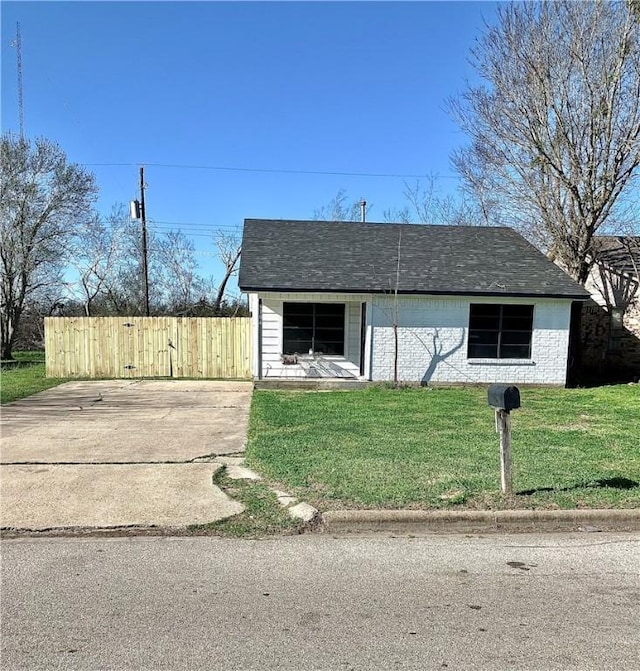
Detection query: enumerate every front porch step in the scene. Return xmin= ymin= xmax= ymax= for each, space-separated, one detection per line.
xmin=254 ymin=379 xmax=371 ymax=391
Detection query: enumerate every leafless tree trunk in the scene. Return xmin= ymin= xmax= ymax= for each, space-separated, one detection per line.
xmin=393 ymin=230 xmax=402 ymax=386
xmin=450 ymin=0 xmax=640 ymax=285
xmin=213 ymin=231 xmax=242 ymax=315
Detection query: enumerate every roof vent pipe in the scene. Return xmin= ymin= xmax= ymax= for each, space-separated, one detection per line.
xmin=360 ymin=200 xmax=366 ymax=223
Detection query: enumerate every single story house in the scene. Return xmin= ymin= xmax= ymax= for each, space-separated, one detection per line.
xmin=238 ymin=219 xmax=589 ymax=385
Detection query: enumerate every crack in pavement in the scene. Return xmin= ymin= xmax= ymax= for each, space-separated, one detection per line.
xmin=0 ymin=450 xmax=247 ymax=466
xmin=1 ymin=460 xmax=225 ymax=466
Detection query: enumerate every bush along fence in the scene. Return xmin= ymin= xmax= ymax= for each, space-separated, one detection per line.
xmin=44 ymin=316 xmax=252 ymax=380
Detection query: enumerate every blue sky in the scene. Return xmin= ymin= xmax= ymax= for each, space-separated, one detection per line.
xmin=1 ymin=1 xmax=498 ymax=293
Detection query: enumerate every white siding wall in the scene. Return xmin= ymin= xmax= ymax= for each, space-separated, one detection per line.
xmin=370 ymin=295 xmax=572 ymax=385
xmin=258 ymin=293 xmax=365 ymax=379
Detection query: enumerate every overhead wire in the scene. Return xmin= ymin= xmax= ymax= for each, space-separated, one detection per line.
xmin=146 ymin=222 xmax=234 ymax=238
xmin=150 ymin=219 xmax=240 ymax=230
xmin=82 ymin=160 xmax=461 ymax=180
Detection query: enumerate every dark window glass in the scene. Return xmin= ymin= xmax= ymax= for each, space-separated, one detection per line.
xmin=283 ymin=303 xmax=345 ymax=355
xmin=467 ymin=304 xmax=534 ymax=359
xmin=283 ymin=314 xmax=313 ymax=329
xmin=468 ymin=344 xmax=500 ymax=359
xmin=500 ymin=344 xmax=531 ymax=359
xmin=500 ymin=331 xmax=532 ymax=346
xmin=468 ymin=331 xmax=499 ymax=346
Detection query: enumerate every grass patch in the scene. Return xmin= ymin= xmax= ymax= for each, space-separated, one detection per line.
xmin=188 ymin=470 xmax=303 ymax=537
xmin=246 ymin=385 xmax=640 ymax=511
xmin=1 ymin=350 xmax=45 ymax=364
xmin=1 ymin=351 xmax=66 ymax=405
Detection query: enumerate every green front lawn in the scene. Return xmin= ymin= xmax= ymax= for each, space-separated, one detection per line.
xmin=246 ymin=385 xmax=640 ymax=511
xmin=0 ymin=351 xmax=66 ymax=404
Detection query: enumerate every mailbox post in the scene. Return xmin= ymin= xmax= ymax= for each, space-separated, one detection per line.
xmin=487 ymin=384 xmax=521 ymax=495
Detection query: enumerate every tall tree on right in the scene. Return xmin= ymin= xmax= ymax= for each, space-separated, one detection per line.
xmin=450 ymin=0 xmax=640 ymax=284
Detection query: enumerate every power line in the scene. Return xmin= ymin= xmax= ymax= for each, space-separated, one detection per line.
xmin=149 ymin=228 xmax=218 ymax=239
xmin=147 ymin=223 xmax=228 ymax=238
xmin=146 ymin=246 xmax=218 ymax=257
xmin=151 ymin=219 xmax=240 ymax=229
xmin=82 ymin=160 xmax=461 ymax=180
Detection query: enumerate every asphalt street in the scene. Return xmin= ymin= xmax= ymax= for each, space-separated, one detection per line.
xmin=1 ymin=533 xmax=638 ymax=670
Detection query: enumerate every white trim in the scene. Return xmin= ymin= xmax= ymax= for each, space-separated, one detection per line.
xmin=364 ymin=298 xmax=373 ymax=381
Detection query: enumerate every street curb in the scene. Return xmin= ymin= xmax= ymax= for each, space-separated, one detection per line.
xmin=320 ymin=508 xmax=640 ymax=534
xmin=3 ymin=509 xmax=638 ymax=539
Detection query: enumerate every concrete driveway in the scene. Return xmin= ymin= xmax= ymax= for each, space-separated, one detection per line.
xmin=0 ymin=380 xmax=252 ymax=530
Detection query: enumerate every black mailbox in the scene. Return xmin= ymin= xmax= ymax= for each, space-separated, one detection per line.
xmin=488 ymin=384 xmax=521 ymax=411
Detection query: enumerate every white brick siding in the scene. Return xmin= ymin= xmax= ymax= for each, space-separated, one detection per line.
xmin=370 ymin=295 xmax=572 ymax=385
xmin=247 ymin=292 xmax=573 ymax=384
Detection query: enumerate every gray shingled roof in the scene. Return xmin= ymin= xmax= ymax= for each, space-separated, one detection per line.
xmin=239 ymin=219 xmax=589 ymax=299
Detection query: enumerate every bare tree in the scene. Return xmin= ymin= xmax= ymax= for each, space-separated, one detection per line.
xmin=86 ymin=208 xmax=148 ymax=315
xmin=213 ymin=230 xmax=242 ymax=315
xmin=450 ymin=0 xmax=640 ymax=284
xmin=312 ymin=188 xmax=370 ymax=222
xmin=0 ymin=135 xmax=97 ymax=359
xmin=155 ymin=229 xmax=210 ymax=313
xmin=382 ymin=177 xmax=497 ymax=227
xmin=71 ymin=206 xmax=125 ymax=316
xmin=403 ymin=179 xmax=441 ymax=224
xmin=65 ymin=203 xmax=210 ymax=317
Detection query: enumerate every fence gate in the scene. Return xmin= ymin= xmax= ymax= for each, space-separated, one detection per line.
xmin=44 ymin=317 xmax=252 ymax=379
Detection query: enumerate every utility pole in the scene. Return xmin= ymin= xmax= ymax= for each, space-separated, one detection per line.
xmin=139 ymin=167 xmax=150 ymax=316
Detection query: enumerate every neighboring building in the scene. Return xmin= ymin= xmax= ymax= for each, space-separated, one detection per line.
xmin=581 ymin=236 xmax=640 ymax=378
xmin=238 ymin=219 xmax=589 ymax=385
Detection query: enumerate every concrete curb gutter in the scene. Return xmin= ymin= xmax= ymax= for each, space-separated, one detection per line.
xmin=3 ymin=508 xmax=637 ymax=539
xmin=321 ymin=508 xmax=640 ymax=534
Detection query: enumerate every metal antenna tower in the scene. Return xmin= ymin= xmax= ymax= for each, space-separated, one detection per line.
xmin=11 ymin=23 xmax=25 ymax=138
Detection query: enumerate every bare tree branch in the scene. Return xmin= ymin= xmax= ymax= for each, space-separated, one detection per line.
xmin=450 ymin=0 xmax=640 ymax=284
xmin=312 ymin=189 xmax=370 ymax=222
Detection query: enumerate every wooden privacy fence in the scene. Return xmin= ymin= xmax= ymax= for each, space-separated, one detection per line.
xmin=45 ymin=317 xmax=252 ymax=379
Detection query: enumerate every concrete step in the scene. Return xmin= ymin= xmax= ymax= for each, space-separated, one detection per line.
xmin=254 ymin=379 xmax=370 ymax=391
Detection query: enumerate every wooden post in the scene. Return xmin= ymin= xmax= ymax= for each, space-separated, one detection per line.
xmin=496 ymin=409 xmax=512 ymax=495
xmin=139 ymin=166 xmax=150 ymax=317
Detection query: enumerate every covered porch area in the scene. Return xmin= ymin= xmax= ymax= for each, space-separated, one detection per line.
xmin=249 ymin=292 xmax=371 ymax=381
